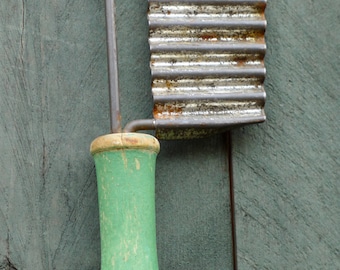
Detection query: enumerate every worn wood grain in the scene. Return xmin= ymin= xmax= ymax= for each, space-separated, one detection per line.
xmin=0 ymin=0 xmax=233 ymax=269
xmin=232 ymin=0 xmax=340 ymax=269
xmin=156 ymin=137 xmax=233 ymax=269
xmin=0 ymin=1 xmax=107 ymax=269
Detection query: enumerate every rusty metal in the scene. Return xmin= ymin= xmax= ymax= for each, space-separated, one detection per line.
xmin=146 ymin=0 xmax=267 ymax=139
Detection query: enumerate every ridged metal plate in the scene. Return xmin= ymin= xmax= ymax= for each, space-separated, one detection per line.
xmin=148 ymin=0 xmax=267 ymax=139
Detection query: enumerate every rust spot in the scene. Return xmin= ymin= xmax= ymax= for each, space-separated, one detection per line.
xmin=153 ymin=103 xmax=183 ymax=118
xmin=255 ymin=3 xmax=267 ymax=9
xmin=254 ymin=4 xmax=266 ymax=19
xmin=200 ymin=33 xmax=220 ymax=40
xmin=196 ymin=29 xmax=264 ymax=42
xmin=232 ymin=55 xmax=248 ymax=67
xmin=165 ymin=80 xmax=173 ymax=89
xmin=236 ymin=60 xmax=246 ymax=67
xmin=229 ymin=30 xmax=264 ymax=40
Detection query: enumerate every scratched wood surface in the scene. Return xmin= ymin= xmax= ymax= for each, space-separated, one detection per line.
xmin=0 ymin=1 xmax=106 ymax=269
xmin=232 ymin=0 xmax=340 ymax=269
xmin=0 ymin=1 xmax=232 ymax=269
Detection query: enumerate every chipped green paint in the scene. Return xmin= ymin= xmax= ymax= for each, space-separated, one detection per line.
xmin=90 ymin=133 xmax=160 ymax=270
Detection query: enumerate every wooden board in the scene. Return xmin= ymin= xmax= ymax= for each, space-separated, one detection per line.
xmin=0 ymin=1 xmax=107 ymax=268
xmin=232 ymin=0 xmax=340 ymax=269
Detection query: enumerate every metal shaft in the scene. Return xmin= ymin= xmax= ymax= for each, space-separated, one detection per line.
xmin=105 ymin=0 xmax=121 ymax=133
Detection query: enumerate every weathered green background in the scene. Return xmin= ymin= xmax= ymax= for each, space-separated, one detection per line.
xmin=0 ymin=0 xmax=338 ymax=269
xmin=233 ymin=1 xmax=340 ymax=269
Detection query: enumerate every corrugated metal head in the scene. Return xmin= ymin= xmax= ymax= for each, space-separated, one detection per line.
xmin=148 ymin=0 xmax=267 ymax=139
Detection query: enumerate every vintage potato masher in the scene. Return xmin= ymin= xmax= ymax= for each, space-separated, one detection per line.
xmin=90 ymin=0 xmax=267 ymax=269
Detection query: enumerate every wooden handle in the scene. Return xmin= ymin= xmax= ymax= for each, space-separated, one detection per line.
xmin=91 ymin=133 xmax=160 ymax=270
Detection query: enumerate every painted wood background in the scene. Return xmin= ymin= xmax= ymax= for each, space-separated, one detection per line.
xmin=232 ymin=1 xmax=340 ymax=269
xmin=0 ymin=0 xmax=338 ymax=269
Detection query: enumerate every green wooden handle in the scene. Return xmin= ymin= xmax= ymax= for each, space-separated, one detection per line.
xmin=90 ymin=133 xmax=160 ymax=270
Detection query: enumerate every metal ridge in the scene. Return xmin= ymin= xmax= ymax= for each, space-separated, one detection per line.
xmin=151 ymin=67 xmax=266 ymax=78
xmin=153 ymin=92 xmax=266 ymax=102
xmin=150 ymin=43 xmax=266 ymax=53
xmin=149 ymin=20 xmax=266 ymax=29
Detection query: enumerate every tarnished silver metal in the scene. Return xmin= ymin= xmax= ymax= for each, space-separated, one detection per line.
xmin=147 ymin=0 xmax=267 ymax=139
